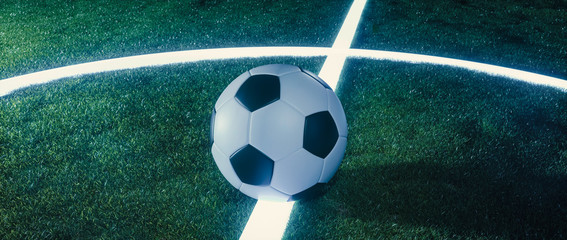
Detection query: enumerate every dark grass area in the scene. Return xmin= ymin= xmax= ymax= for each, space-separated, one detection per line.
xmin=0 ymin=57 xmax=325 ymax=239
xmin=285 ymin=59 xmax=567 ymax=239
xmin=0 ymin=0 xmax=351 ymax=79
xmin=354 ymin=0 xmax=567 ymax=78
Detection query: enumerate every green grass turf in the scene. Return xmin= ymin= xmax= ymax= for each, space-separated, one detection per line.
xmin=0 ymin=57 xmax=325 ymax=239
xmin=0 ymin=0 xmax=351 ymax=79
xmin=2 ymin=0 xmax=567 ymax=239
xmin=285 ymin=59 xmax=567 ymax=239
xmin=354 ymin=0 xmax=567 ymax=78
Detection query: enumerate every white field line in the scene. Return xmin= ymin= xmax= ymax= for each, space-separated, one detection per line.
xmin=2 ymin=47 xmax=566 ymax=98
xmin=239 ymin=1 xmax=368 ymax=239
xmin=318 ymin=0 xmax=368 ymax=90
xmin=0 ymin=47 xmax=328 ymax=97
xmin=239 ymin=200 xmax=295 ymax=240
xmin=347 ymin=48 xmax=567 ymax=91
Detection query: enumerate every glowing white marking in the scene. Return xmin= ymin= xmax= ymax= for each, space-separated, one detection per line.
xmin=0 ymin=47 xmax=328 ymax=97
xmin=318 ymin=0 xmax=368 ymax=90
xmin=2 ymin=47 xmax=566 ymax=98
xmin=240 ymin=2 xmax=368 ymax=239
xmin=239 ymin=200 xmax=295 ymax=240
xmin=347 ymin=49 xmax=567 ymax=91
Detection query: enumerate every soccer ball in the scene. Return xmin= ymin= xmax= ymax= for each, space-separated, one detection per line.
xmin=210 ymin=64 xmax=347 ymax=202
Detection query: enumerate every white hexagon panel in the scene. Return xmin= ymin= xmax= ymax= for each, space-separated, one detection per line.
xmin=280 ymin=71 xmax=328 ymax=116
xmin=250 ymin=101 xmax=304 ymax=161
xmin=212 ymin=98 xmax=250 ymax=156
xmin=271 ymin=149 xmax=324 ymax=195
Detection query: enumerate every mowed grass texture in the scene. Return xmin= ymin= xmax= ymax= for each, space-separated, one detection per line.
xmin=0 ymin=0 xmax=351 ymax=79
xmin=2 ymin=0 xmax=567 ymax=239
xmin=285 ymin=60 xmax=567 ymax=239
xmin=354 ymin=0 xmax=567 ymax=78
xmin=0 ymin=58 xmax=324 ymax=239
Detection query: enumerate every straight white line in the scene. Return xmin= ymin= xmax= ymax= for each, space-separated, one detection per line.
xmin=318 ymin=0 xmax=368 ymax=90
xmin=239 ymin=1 xmax=368 ymax=239
xmin=239 ymin=200 xmax=295 ymax=240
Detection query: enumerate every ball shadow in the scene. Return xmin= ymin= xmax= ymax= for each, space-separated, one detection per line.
xmin=329 ymin=160 xmax=567 ymax=238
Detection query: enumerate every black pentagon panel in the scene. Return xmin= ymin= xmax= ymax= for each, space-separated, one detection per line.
xmin=210 ymin=108 xmax=216 ymax=147
xmin=290 ymin=183 xmax=326 ymax=201
xmin=303 ymin=111 xmax=339 ymax=158
xmin=230 ymin=145 xmax=274 ymax=186
xmin=235 ymin=74 xmax=280 ymax=112
xmin=301 ymin=68 xmax=331 ymax=90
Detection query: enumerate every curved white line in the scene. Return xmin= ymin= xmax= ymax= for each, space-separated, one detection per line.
xmin=347 ymin=49 xmax=567 ymax=92
xmin=1 ymin=47 xmax=566 ymax=97
xmin=0 ymin=47 xmax=328 ymax=97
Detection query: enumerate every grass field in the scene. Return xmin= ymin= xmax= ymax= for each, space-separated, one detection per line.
xmin=0 ymin=58 xmax=325 ymax=239
xmin=0 ymin=0 xmax=351 ymax=79
xmin=1 ymin=0 xmax=566 ymax=239
xmin=355 ymin=0 xmax=567 ymax=78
